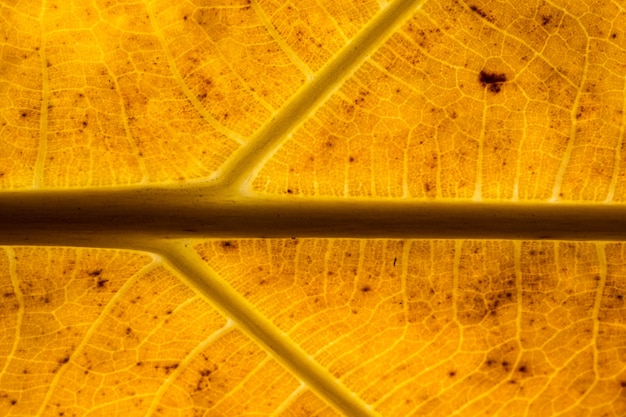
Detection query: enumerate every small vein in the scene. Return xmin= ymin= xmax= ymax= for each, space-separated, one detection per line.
xmin=588 ymin=243 xmax=607 ymax=394
xmin=0 ymin=248 xmax=24 ymax=377
xmin=99 ymin=61 xmax=150 ymax=183
xmin=605 ymin=75 xmax=626 ymax=202
xmin=212 ymin=355 xmax=273 ymax=410
xmin=323 ymin=239 xmax=333 ymax=306
xmin=145 ymin=320 xmax=236 ymax=417
xmin=144 ymin=4 xmax=245 ymax=144
xmin=473 ymin=91 xmax=488 ymax=201
xmin=514 ymin=241 xmax=523 ymax=348
xmin=35 ymin=254 xmax=160 ymax=417
xmin=452 ymin=240 xmax=461 ymax=324
xmin=251 ymin=0 xmax=314 ymax=80
xmin=33 ymin=4 xmax=50 ymax=189
xmin=550 ymin=20 xmax=591 ymax=201
xmin=269 ymin=383 xmax=307 ymax=417
xmin=313 ymin=0 xmax=350 ymax=44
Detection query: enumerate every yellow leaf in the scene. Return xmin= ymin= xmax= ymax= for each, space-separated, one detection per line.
xmin=1 ymin=0 xmax=626 ymax=416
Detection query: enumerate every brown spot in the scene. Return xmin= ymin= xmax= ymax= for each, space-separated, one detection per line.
xmin=479 ymin=70 xmax=507 ymax=93
xmin=541 ymin=15 xmax=551 ymax=26
xmin=59 ymin=356 xmax=70 ymax=365
xmin=469 ymin=5 xmax=490 ymax=20
xmin=163 ymin=363 xmax=179 ymax=374
xmin=361 ymin=285 xmax=371 ymax=293
xmin=449 ymin=371 xmax=456 ymax=377
xmin=286 ymin=189 xmax=293 ymax=194
xmin=88 ymin=269 xmax=102 ymax=277
xmin=621 ymin=381 xmax=626 ymax=387
xmin=221 ymin=241 xmax=237 ymax=250
xmin=97 ymin=278 xmax=109 ymax=288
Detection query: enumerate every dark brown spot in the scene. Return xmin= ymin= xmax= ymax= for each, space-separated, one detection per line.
xmin=361 ymin=285 xmax=371 ymax=293
xmin=88 ymin=269 xmax=102 ymax=277
xmin=542 ymin=15 xmax=551 ymax=26
xmin=621 ymin=381 xmax=626 ymax=387
xmin=221 ymin=241 xmax=237 ymax=250
xmin=449 ymin=371 xmax=456 ymax=377
xmin=469 ymin=5 xmax=489 ymax=20
xmin=163 ymin=363 xmax=179 ymax=374
xmin=479 ymin=70 xmax=507 ymax=93
xmin=97 ymin=279 xmax=108 ymax=288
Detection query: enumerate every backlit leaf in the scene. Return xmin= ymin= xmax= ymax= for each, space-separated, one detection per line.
xmin=1 ymin=0 xmax=626 ymax=416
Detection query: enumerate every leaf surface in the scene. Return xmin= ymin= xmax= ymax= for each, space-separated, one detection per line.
xmin=1 ymin=0 xmax=626 ymax=416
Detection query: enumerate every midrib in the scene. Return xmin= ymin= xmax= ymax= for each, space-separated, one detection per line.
xmin=0 ymin=188 xmax=625 ymax=246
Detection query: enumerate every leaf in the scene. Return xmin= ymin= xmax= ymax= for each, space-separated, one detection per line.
xmin=1 ymin=0 xmax=626 ymax=416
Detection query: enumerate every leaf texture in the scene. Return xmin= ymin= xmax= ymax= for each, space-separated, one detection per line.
xmin=1 ymin=0 xmax=626 ymax=416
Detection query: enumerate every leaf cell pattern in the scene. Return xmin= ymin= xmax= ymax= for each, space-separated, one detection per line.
xmin=1 ymin=0 xmax=626 ymax=416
